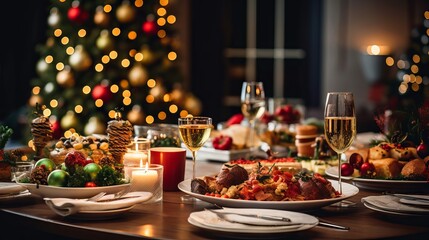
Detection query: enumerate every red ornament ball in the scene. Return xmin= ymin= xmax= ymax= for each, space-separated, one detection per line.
xmin=92 ymin=84 xmax=112 ymax=102
xmin=142 ymin=21 xmax=157 ymax=35
xmin=51 ymin=119 xmax=63 ymax=140
xmin=68 ymin=6 xmax=89 ymax=24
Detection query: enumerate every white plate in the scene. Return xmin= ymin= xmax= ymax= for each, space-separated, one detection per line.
xmin=362 ymin=195 xmax=429 ymax=216
xmin=178 ymin=179 xmax=358 ymax=211
xmin=362 ymin=201 xmax=428 ymax=217
xmin=188 ymin=208 xmax=318 ymax=233
xmin=0 ymin=182 xmax=27 ymax=195
xmin=325 ymin=166 xmax=429 ymax=192
xmin=66 ymin=206 xmax=135 ymax=220
xmin=20 ymin=183 xmax=131 ymax=198
xmin=0 ymin=190 xmax=32 ymax=203
xmin=182 ymin=144 xmax=256 ymax=162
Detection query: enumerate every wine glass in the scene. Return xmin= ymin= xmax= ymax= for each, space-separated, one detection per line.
xmin=178 ymin=116 xmax=212 ymax=202
xmin=240 ymin=81 xmax=266 ymax=151
xmin=324 ymin=92 xmax=356 ymax=195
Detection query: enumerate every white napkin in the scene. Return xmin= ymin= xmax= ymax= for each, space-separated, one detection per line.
xmin=44 ymin=191 xmax=152 ymax=216
xmin=0 ymin=182 xmax=27 ymax=195
xmin=362 ymin=195 xmax=429 ymax=214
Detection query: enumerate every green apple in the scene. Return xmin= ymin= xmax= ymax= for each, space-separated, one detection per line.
xmin=83 ymin=163 xmax=102 ymax=181
xmin=47 ymin=169 xmax=69 ymax=187
xmin=34 ymin=158 xmax=56 ymax=172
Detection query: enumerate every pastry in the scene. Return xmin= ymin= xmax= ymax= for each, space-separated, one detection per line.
xmin=369 ymin=158 xmax=402 ymax=179
xmin=401 ymin=158 xmax=429 ymax=180
xmin=369 ymin=145 xmax=390 ymax=159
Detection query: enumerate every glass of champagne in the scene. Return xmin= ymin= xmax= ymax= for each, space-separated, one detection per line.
xmin=240 ymin=81 xmax=266 ymax=151
xmin=324 ymin=92 xmax=356 ymax=195
xmin=178 ymin=116 xmax=212 ymax=202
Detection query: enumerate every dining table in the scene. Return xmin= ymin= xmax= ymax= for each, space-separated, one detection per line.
xmin=1 ymin=157 xmax=429 ymax=240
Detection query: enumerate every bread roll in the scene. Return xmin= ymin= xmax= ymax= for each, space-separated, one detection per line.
xmin=401 ymin=158 xmax=429 ymax=180
xmin=389 ymin=147 xmax=418 ymax=161
xmin=369 ymin=145 xmax=389 ymax=160
xmin=369 ymin=158 xmax=402 ymax=179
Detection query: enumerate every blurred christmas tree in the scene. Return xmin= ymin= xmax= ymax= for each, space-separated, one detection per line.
xmin=29 ymin=0 xmax=201 ymax=139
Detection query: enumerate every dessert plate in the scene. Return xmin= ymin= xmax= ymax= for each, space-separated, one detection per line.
xmin=178 ymin=179 xmax=358 ymax=211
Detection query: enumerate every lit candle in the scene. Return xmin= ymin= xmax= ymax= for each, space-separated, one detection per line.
xmin=131 ymin=162 xmax=159 ymax=192
xmin=123 ymin=151 xmax=148 ymax=180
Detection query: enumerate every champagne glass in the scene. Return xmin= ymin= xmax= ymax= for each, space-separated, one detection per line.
xmin=240 ymin=82 xmax=266 ymax=151
xmin=178 ymin=116 xmax=212 ymax=202
xmin=324 ymin=92 xmax=356 ymax=195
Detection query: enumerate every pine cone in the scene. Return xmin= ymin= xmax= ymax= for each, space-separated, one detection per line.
xmin=31 ymin=116 xmax=53 ymax=157
xmin=107 ymin=119 xmax=133 ymax=163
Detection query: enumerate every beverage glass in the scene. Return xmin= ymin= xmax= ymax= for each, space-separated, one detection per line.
xmin=240 ymin=81 xmax=266 ymax=150
xmin=324 ymin=92 xmax=356 ymax=195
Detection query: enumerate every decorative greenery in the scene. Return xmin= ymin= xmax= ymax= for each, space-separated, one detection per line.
xmin=0 ymin=124 xmax=13 ymax=149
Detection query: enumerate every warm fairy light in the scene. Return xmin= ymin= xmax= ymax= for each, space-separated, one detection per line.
xmin=95 ymin=99 xmax=104 ymax=107
xmin=43 ymin=108 xmax=51 ymax=117
xmin=385 ymin=56 xmax=394 ymax=66
xmin=135 ymin=52 xmax=143 ymax=61
xmin=112 ymin=28 xmax=121 ymax=36
xmin=135 ymin=0 xmax=143 ymax=7
xmin=416 ymin=75 xmax=423 ymax=84
xmin=163 ymin=93 xmax=170 ymax=102
xmin=82 ymin=86 xmax=91 ymax=94
xmin=109 ymin=51 xmax=118 ymax=59
xmin=397 ymin=60 xmax=406 ymax=69
xmin=180 ymin=110 xmax=189 ymax=117
xmin=78 ymin=29 xmax=87 ymax=37
xmin=102 ymin=55 xmax=110 ymax=64
xmin=403 ymin=74 xmax=410 ymax=83
xmin=412 ymin=54 xmax=420 ymax=63
xmin=123 ymin=90 xmax=131 ymax=98
xmin=412 ymin=82 xmax=419 ymax=92
xmin=168 ymin=51 xmax=177 ymax=61
xmin=95 ymin=63 xmax=104 ymax=72
xmin=61 ymin=37 xmax=69 ymax=45
xmin=50 ymin=99 xmax=58 ymax=108
xmin=66 ymin=47 xmax=74 ymax=55
xmin=157 ymin=30 xmax=166 ymax=38
xmin=129 ymin=49 xmax=137 ymax=57
xmin=32 ymin=86 xmax=41 ymax=95
xmin=128 ymin=31 xmax=137 ymax=40
xmin=120 ymin=79 xmax=129 ymax=88
xmin=147 ymin=79 xmax=156 ymax=88
xmin=167 ymin=15 xmax=176 ymax=24
xmin=104 ymin=4 xmax=112 ymax=12
xmin=146 ymin=95 xmax=155 ymax=103
xmin=56 ymin=62 xmax=65 ymax=71
xmin=411 ymin=65 xmax=419 ymax=74
xmin=45 ymin=55 xmax=54 ymax=63
xmin=158 ymin=111 xmax=167 ymax=120
xmin=160 ymin=0 xmax=169 ymax=7
xmin=157 ymin=8 xmax=166 ymax=16
xmin=108 ymin=110 xmax=116 ymax=118
xmin=157 ymin=18 xmax=166 ymax=26
xmin=45 ymin=82 xmax=54 ymax=93
xmin=64 ymin=130 xmax=73 ymax=138
xmin=123 ymin=97 xmax=132 ymax=105
xmin=110 ymin=84 xmax=119 ymax=93
xmin=121 ymin=59 xmax=131 ymax=67
xmin=75 ymin=105 xmax=83 ymax=113
xmin=169 ymin=104 xmax=178 ymax=113
xmin=146 ymin=115 xmax=154 ymax=124
xmin=425 ymin=11 xmax=429 ymax=19
xmin=54 ymin=29 xmax=62 ymax=37
xmin=365 ymin=45 xmax=390 ymax=55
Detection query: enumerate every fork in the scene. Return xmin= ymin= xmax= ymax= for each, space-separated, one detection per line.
xmin=86 ymin=192 xmax=106 ymax=202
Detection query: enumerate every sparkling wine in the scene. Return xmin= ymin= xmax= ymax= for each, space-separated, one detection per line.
xmin=241 ymin=100 xmax=266 ymax=121
xmin=179 ymin=124 xmax=212 ymax=152
xmin=324 ymin=117 xmax=356 ymax=153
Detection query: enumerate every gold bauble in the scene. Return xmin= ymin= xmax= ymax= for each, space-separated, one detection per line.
xmin=140 ymin=45 xmax=156 ymax=65
xmin=94 ymin=6 xmax=109 ymax=27
xmin=184 ymin=94 xmax=202 ymax=116
xmin=116 ymin=2 xmax=136 ymax=23
xmin=84 ymin=116 xmax=106 ymax=135
xmin=56 ymin=67 xmax=75 ymax=88
xmin=69 ymin=45 xmax=92 ymax=71
xmin=48 ymin=7 xmax=61 ymax=27
xmin=127 ymin=105 xmax=145 ymax=125
xmin=128 ymin=64 xmax=148 ymax=87
xmin=60 ymin=111 xmax=79 ymax=130
xmin=96 ymin=30 xmax=114 ymax=52
xmin=170 ymin=85 xmax=185 ymax=105
xmin=150 ymin=84 xmax=166 ymax=100
xmin=28 ymin=95 xmax=43 ymax=107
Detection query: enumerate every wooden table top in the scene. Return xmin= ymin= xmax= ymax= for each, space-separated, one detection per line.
xmin=1 ymin=159 xmax=429 ymax=240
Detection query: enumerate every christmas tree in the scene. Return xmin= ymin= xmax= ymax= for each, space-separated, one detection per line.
xmin=29 ymin=0 xmax=200 ymax=139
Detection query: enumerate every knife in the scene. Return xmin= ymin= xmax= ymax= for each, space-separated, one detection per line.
xmin=393 ymin=194 xmax=429 ymax=201
xmin=95 ymin=195 xmax=140 ymax=202
xmin=205 ymin=208 xmax=291 ymax=222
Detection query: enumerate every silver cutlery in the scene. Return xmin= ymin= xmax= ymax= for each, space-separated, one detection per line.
xmin=210 ymin=206 xmax=291 ymax=222
xmin=393 ymin=194 xmax=429 ymax=201
xmin=86 ymin=192 xmax=106 ymax=202
xmin=316 ymin=218 xmax=350 ymax=230
xmin=204 ymin=208 xmax=298 ymax=226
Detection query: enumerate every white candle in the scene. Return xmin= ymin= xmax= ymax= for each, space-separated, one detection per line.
xmin=123 ymin=151 xmax=148 ymax=180
xmin=131 ymin=167 xmax=158 ymax=191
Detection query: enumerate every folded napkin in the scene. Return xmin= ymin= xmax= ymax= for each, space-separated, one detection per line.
xmin=0 ymin=182 xmax=27 ymax=195
xmin=44 ymin=191 xmax=152 ymax=216
xmin=362 ymin=195 xmax=429 ymax=214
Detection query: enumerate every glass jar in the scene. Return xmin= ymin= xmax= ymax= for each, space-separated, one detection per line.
xmin=134 ymin=124 xmax=181 ymax=148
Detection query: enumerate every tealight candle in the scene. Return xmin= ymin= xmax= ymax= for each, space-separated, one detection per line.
xmin=123 ymin=151 xmax=148 ymax=180
xmin=130 ymin=163 xmax=163 ymax=203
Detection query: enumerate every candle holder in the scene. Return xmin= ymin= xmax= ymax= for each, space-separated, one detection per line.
xmin=131 ymin=164 xmax=163 ymax=203
xmin=123 ymin=138 xmax=151 ymax=181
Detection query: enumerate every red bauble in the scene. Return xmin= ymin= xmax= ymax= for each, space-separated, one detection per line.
xmin=68 ymin=6 xmax=89 ymax=24
xmin=51 ymin=119 xmax=63 ymax=140
xmin=92 ymin=84 xmax=112 ymax=102
xmin=142 ymin=21 xmax=157 ymax=35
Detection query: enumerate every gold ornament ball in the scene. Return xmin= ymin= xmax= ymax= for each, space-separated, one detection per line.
xmin=84 ymin=116 xmax=106 ymax=135
xmin=127 ymin=105 xmax=145 ymax=125
xmin=184 ymin=94 xmax=202 ymax=116
xmin=29 ymin=95 xmax=43 ymax=107
xmin=61 ymin=111 xmax=79 ymax=130
xmin=56 ymin=68 xmax=75 ymax=88
xmin=94 ymin=7 xmax=109 ymax=26
xmin=128 ymin=64 xmax=148 ymax=87
xmin=96 ymin=30 xmax=114 ymax=52
xmin=116 ymin=3 xmax=136 ymax=23
xmin=69 ymin=45 xmax=92 ymax=71
xmin=140 ymin=45 xmax=156 ymax=65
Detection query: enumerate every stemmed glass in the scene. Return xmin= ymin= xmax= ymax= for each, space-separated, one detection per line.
xmin=240 ymin=81 xmax=266 ymax=151
xmin=178 ymin=116 xmax=212 ymax=202
xmin=324 ymin=92 xmax=356 ymax=195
